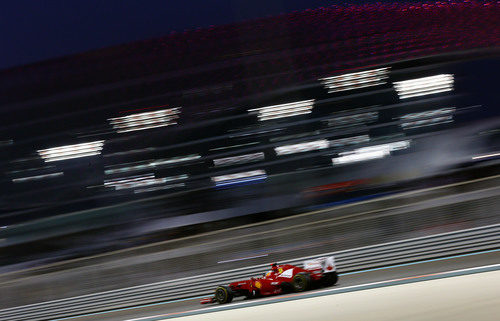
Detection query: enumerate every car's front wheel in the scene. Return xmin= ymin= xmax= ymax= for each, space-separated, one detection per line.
xmin=215 ymin=285 xmax=234 ymax=304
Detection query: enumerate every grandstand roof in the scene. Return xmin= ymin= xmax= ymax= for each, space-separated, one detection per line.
xmin=0 ymin=1 xmax=498 ymax=107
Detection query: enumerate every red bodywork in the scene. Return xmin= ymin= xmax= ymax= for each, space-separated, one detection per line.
xmin=231 ymin=264 xmax=322 ymax=296
xmin=201 ymin=261 xmax=337 ymax=304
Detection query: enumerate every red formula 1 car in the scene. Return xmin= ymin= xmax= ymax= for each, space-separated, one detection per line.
xmin=201 ymin=256 xmax=338 ymax=304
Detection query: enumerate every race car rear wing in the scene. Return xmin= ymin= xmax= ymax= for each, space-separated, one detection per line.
xmin=303 ymin=256 xmax=336 ymax=272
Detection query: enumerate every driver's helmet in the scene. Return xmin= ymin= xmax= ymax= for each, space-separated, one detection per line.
xmin=271 ymin=263 xmax=278 ymax=272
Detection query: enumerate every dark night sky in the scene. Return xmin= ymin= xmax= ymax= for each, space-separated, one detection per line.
xmin=0 ymin=0 xmax=416 ymax=71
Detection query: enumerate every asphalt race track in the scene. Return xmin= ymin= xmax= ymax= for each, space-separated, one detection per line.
xmin=58 ymin=250 xmax=500 ymax=321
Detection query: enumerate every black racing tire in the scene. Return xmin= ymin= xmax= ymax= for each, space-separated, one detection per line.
xmin=321 ymin=272 xmax=338 ymax=287
xmin=215 ymin=285 xmax=234 ymax=304
xmin=292 ymin=272 xmax=311 ymax=292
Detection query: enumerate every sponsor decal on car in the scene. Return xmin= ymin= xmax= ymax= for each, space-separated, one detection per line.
xmin=279 ymin=268 xmax=294 ymax=278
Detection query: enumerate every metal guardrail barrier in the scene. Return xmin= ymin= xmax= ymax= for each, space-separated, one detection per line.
xmin=0 ymin=224 xmax=499 ymax=321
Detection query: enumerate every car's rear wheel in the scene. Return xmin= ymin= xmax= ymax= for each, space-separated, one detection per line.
xmin=215 ymin=286 xmax=233 ymax=304
xmin=321 ymin=272 xmax=338 ymax=287
xmin=292 ymin=272 xmax=311 ymax=292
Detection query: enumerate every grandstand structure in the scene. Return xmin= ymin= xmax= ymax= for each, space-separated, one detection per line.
xmin=0 ymin=1 xmax=499 ymax=263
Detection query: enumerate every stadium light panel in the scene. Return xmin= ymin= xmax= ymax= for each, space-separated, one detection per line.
xmin=211 ymin=170 xmax=267 ymax=187
xmin=105 ymin=174 xmax=187 ymax=190
xmin=108 ymin=108 xmax=181 ymax=133
xmin=37 ymin=141 xmax=104 ymax=162
xmin=134 ymin=183 xmax=186 ymax=194
xmin=333 ymin=149 xmax=388 ymax=164
xmin=319 ymin=68 xmax=389 ymax=93
xmin=213 ymin=152 xmax=265 ymax=167
xmin=327 ymin=112 xmax=378 ymax=128
xmin=400 ymin=107 xmax=455 ymax=129
xmin=393 ymin=74 xmax=454 ymax=99
xmin=248 ymin=100 xmax=314 ymax=121
xmin=275 ymin=139 xmax=329 ymax=156
xmin=332 ymin=140 xmax=410 ymax=165
xmin=329 ymin=135 xmax=370 ymax=147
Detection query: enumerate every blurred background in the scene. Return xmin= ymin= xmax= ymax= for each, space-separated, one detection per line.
xmin=0 ymin=1 xmax=499 ymax=320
